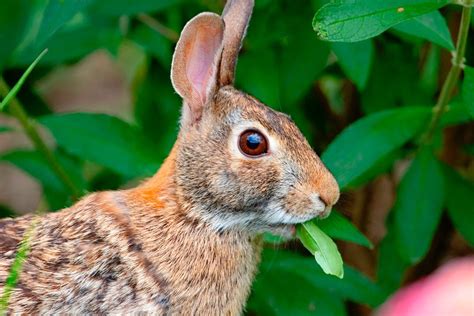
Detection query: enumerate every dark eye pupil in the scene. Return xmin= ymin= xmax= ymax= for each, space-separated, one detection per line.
xmin=246 ymin=133 xmax=262 ymax=149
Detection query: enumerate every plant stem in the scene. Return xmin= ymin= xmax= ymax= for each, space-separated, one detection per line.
xmin=0 ymin=78 xmax=81 ymax=200
xmin=137 ymin=13 xmax=179 ymax=42
xmin=420 ymin=6 xmax=472 ymax=144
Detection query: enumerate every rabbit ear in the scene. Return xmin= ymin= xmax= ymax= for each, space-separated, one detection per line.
xmin=219 ymin=0 xmax=254 ymax=86
xmin=171 ymin=13 xmax=224 ymax=124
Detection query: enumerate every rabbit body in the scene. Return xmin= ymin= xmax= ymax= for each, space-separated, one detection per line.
xmin=0 ymin=150 xmax=261 ymax=314
xmin=0 ymin=0 xmax=340 ymax=314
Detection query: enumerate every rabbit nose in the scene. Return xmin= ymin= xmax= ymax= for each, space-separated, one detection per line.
xmin=312 ymin=170 xmax=340 ymax=209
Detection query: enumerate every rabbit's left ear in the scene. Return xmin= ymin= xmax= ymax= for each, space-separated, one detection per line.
xmin=219 ymin=0 xmax=254 ymax=86
xmin=171 ymin=13 xmax=224 ymax=124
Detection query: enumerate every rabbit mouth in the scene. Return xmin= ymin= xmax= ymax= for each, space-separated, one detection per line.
xmin=268 ymin=224 xmax=296 ymax=237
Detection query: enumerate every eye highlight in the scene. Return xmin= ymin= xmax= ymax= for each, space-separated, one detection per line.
xmin=239 ymin=129 xmax=268 ymax=157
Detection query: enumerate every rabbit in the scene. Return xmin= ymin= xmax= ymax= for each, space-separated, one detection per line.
xmin=0 ymin=0 xmax=339 ymax=314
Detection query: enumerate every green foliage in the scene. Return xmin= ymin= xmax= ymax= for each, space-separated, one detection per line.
xmin=322 ymin=107 xmax=431 ymax=189
xmin=298 ymin=222 xmax=344 ymax=279
xmin=316 ymin=211 xmax=373 ymax=248
xmin=313 ymin=0 xmax=450 ymax=42
xmin=393 ymin=148 xmax=444 ymax=263
xmin=0 ymin=0 xmax=473 ymax=314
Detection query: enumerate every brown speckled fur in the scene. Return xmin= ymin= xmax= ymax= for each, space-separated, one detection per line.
xmin=0 ymin=0 xmax=339 ymax=314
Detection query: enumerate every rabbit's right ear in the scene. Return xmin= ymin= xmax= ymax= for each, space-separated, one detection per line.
xmin=171 ymin=13 xmax=224 ymax=125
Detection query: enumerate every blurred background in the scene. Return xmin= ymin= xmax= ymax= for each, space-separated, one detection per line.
xmin=0 ymin=0 xmax=473 ymax=315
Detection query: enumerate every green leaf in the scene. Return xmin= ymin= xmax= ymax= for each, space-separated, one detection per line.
xmin=279 ymin=12 xmax=330 ymax=105
xmin=392 ymin=11 xmax=454 ymax=50
xmin=313 ymin=0 xmax=450 ymax=42
xmin=0 ymin=49 xmax=48 ymax=111
xmin=130 ymin=24 xmax=172 ymax=69
xmin=249 ymin=249 xmax=384 ymax=310
xmin=394 ymin=148 xmax=444 ymax=263
xmin=332 ymin=40 xmax=374 ymax=90
xmin=89 ymin=0 xmax=181 ymax=16
xmin=443 ymin=165 xmax=474 ymax=247
xmin=236 ymin=50 xmax=280 ymax=107
xmin=0 ymin=0 xmax=30 ymax=70
xmin=322 ymin=107 xmax=431 ymax=189
xmin=0 ymin=126 xmax=13 ymax=133
xmin=316 ymin=211 xmax=373 ymax=248
xmin=11 ymin=20 xmax=121 ymax=67
xmin=463 ymin=66 xmax=474 ymax=119
xmin=1 ymin=150 xmax=86 ymax=210
xmin=376 ymin=225 xmax=411 ymax=295
xmin=38 ymin=113 xmax=161 ymax=178
xmin=298 ymin=222 xmax=344 ymax=278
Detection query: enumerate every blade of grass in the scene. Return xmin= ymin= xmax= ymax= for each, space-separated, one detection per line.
xmin=0 ymin=216 xmax=40 ymax=313
xmin=0 ymin=49 xmax=47 ymax=111
xmin=0 ymin=49 xmax=82 ymax=200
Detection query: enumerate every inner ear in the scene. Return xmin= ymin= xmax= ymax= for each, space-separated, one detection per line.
xmin=171 ymin=13 xmax=224 ymax=125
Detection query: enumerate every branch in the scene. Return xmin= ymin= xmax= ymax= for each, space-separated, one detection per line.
xmin=420 ymin=6 xmax=472 ymax=144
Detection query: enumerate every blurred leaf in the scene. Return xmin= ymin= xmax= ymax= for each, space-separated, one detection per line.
xmin=133 ymin=64 xmax=180 ymax=155
xmin=376 ymin=224 xmax=411 ymax=295
xmin=420 ymin=45 xmax=441 ymax=95
xmin=0 ymin=126 xmax=13 ymax=133
xmin=362 ymin=42 xmax=431 ymax=114
xmin=0 ymin=205 xmax=16 ymax=218
xmin=298 ymin=222 xmax=344 ymax=278
xmin=322 ymin=107 xmax=431 ymax=189
xmin=279 ymin=12 xmax=330 ymax=105
xmin=443 ymin=165 xmax=474 ymax=247
xmin=249 ymin=249 xmax=383 ymax=311
xmin=0 ymin=0 xmax=30 ymax=70
xmin=89 ymin=0 xmax=181 ymax=16
xmin=392 ymin=11 xmax=454 ymax=50
xmin=0 ymin=150 xmax=86 ymax=210
xmin=34 ymin=0 xmax=96 ymax=50
xmin=313 ymin=0 xmax=449 ymax=42
xmin=12 ymin=21 xmax=121 ymax=66
xmin=439 ymin=101 xmax=472 ymax=127
xmin=130 ymin=25 xmax=172 ymax=69
xmin=332 ymin=40 xmax=374 ymax=90
xmin=316 ymin=211 xmax=373 ymax=248
xmin=394 ymin=148 xmax=444 ymax=263
xmin=236 ymin=50 xmax=280 ymax=107
xmin=39 ymin=113 xmax=161 ymax=178
xmin=463 ymin=66 xmax=474 ymax=119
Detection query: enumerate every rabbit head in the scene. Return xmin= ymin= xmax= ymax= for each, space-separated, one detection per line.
xmin=170 ymin=0 xmax=339 ymax=233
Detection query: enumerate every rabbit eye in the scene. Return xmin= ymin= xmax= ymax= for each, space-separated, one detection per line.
xmin=239 ymin=129 xmax=268 ymax=157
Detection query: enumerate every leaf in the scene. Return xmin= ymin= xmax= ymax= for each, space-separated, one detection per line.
xmin=248 ymin=249 xmax=384 ymax=310
xmin=38 ymin=113 xmax=162 ymax=178
xmin=0 ymin=126 xmax=13 ymax=133
xmin=236 ymin=50 xmax=280 ymax=107
xmin=322 ymin=107 xmax=431 ymax=189
xmin=332 ymin=40 xmax=374 ymax=90
xmin=316 ymin=211 xmax=373 ymax=248
xmin=443 ymin=165 xmax=474 ymax=247
xmin=376 ymin=225 xmax=411 ymax=295
xmin=89 ymin=0 xmax=181 ymax=16
xmin=11 ymin=21 xmax=121 ymax=67
xmin=392 ymin=11 xmax=454 ymax=50
xmin=313 ymin=0 xmax=450 ymax=42
xmin=394 ymin=148 xmax=444 ymax=263
xmin=0 ymin=49 xmax=48 ymax=111
xmin=279 ymin=10 xmax=330 ymax=105
xmin=297 ymin=222 xmax=344 ymax=278
xmin=0 ymin=0 xmax=30 ymax=70
xmin=130 ymin=24 xmax=172 ymax=69
xmin=1 ymin=150 xmax=86 ymax=210
xmin=463 ymin=66 xmax=474 ymax=119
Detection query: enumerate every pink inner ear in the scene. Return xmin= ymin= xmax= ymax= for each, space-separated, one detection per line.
xmin=187 ymin=27 xmax=222 ymax=105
